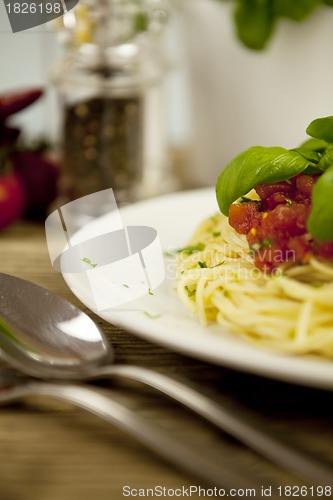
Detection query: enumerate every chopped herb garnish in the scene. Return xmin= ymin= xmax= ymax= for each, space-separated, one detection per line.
xmin=250 ymin=243 xmax=261 ymax=252
xmin=143 ymin=311 xmax=161 ymax=319
xmin=184 ymin=285 xmax=196 ymax=297
xmin=148 ymin=288 xmax=154 ymax=295
xmin=198 ymin=261 xmax=207 ymax=268
xmin=285 ymin=198 xmax=293 ymax=206
xmin=123 ymin=284 xmax=130 ymax=288
xmin=177 ymin=242 xmax=206 ymax=255
xmin=223 ymin=290 xmax=230 ymax=298
xmin=212 ymin=261 xmax=224 ymax=268
xmin=310 ymin=283 xmax=324 ymax=288
xmin=212 ymin=231 xmax=221 ymax=237
xmin=82 ymin=257 xmax=97 ymax=268
xmin=262 ymin=239 xmax=272 ymax=247
xmin=250 ymin=239 xmax=272 ymax=254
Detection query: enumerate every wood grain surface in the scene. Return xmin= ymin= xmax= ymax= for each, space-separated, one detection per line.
xmin=0 ymin=221 xmax=332 ymax=500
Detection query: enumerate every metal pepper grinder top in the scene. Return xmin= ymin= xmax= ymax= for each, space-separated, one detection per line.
xmin=52 ymin=0 xmax=175 ymax=205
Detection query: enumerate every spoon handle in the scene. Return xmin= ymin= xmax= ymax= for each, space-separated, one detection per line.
xmin=91 ymin=364 xmax=333 ymax=485
xmin=0 ymin=380 xmax=259 ymax=491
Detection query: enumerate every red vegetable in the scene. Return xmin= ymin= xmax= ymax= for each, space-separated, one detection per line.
xmin=228 ymin=201 xmax=260 ymax=234
xmin=13 ymin=151 xmax=59 ymax=220
xmin=0 ymin=170 xmax=26 ymax=230
xmin=0 ymin=88 xmax=43 ymax=121
xmin=295 ymin=174 xmax=316 ymax=197
xmin=0 ymin=124 xmax=21 ymax=147
xmin=0 ymin=87 xmax=60 ymax=227
xmin=228 ymin=173 xmax=332 ymax=272
xmin=255 ymin=180 xmax=294 ymax=200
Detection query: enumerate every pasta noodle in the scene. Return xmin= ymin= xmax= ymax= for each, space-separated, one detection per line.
xmin=175 ymin=212 xmax=333 ymax=357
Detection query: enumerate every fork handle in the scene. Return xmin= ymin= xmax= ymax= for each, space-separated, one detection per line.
xmin=90 ymin=364 xmax=333 ymax=485
xmin=0 ymin=381 xmax=259 ymax=491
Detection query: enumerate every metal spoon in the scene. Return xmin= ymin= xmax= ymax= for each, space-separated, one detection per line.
xmin=0 ymin=272 xmax=332 ymax=484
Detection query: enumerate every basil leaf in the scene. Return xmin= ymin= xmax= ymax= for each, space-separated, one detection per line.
xmin=234 ymin=0 xmax=275 ymax=50
xmin=273 ymin=0 xmax=320 ymax=21
xmin=317 ymin=144 xmax=333 ymax=172
xmin=300 ymin=137 xmax=328 ymax=153
xmin=306 ymin=116 xmax=333 ymax=142
xmin=307 ymin=165 xmax=333 ymax=241
xmin=216 ymin=146 xmax=310 ymax=215
xmin=291 ymin=147 xmax=321 ymax=164
xmin=299 ymin=138 xmax=330 ymax=173
xmin=302 ymin=166 xmax=324 ymax=175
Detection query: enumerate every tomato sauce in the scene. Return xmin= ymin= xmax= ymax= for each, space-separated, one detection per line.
xmin=228 ymin=174 xmax=333 ymax=271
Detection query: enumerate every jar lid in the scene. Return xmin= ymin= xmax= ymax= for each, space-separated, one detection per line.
xmin=53 ymin=0 xmax=170 ymax=55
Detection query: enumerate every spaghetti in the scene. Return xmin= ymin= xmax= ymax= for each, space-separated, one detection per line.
xmin=175 ymin=211 xmax=333 ymax=358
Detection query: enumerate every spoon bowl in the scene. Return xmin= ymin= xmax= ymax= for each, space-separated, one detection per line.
xmin=0 ymin=273 xmax=113 ymax=379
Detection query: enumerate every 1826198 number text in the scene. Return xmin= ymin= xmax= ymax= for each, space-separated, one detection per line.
xmin=6 ymin=2 xmax=62 ymax=14
xmin=277 ymin=485 xmax=331 ymax=496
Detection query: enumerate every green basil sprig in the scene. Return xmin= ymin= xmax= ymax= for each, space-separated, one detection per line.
xmin=215 ymin=115 xmax=333 ymax=241
xmin=216 ymin=146 xmax=311 ymax=215
xmin=306 ymin=116 xmax=333 ymax=142
xmin=218 ymin=0 xmax=332 ymax=51
xmin=307 ymin=165 xmax=333 ymax=240
xmin=233 ymin=0 xmax=274 ymax=51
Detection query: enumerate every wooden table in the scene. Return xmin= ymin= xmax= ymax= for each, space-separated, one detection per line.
xmin=0 ymin=221 xmax=332 ymax=500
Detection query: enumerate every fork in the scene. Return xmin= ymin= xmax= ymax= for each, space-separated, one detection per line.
xmin=0 ymin=366 xmax=260 ymax=491
xmin=1 ymin=365 xmax=332 ymax=487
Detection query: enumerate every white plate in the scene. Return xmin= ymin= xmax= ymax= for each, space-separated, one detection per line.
xmin=63 ymin=188 xmax=333 ymax=391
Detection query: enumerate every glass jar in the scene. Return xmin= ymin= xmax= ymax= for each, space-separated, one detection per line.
xmin=52 ymin=0 xmax=174 ymax=204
